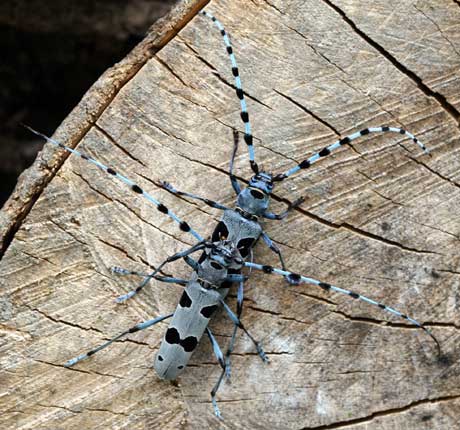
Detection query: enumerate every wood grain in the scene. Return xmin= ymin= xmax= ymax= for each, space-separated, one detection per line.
xmin=1 ymin=0 xmax=460 ymax=429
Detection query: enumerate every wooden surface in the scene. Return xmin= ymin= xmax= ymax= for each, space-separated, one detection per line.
xmin=1 ymin=0 xmax=460 ymax=429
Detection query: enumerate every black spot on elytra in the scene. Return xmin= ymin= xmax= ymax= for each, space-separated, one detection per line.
xmin=179 ymin=291 xmax=192 ymax=308
xmin=250 ymin=189 xmax=265 ymax=199
xmin=198 ymin=251 xmax=207 ymax=264
xmin=381 ymin=222 xmax=390 ymax=231
xmin=201 ymin=305 xmax=218 ymax=319
xmin=177 ymin=365 xmax=184 ymax=369
xmin=158 ymin=355 xmax=164 ymax=361
xmin=165 ymin=327 xmax=180 ymax=345
xmin=181 ymin=336 xmax=198 ymax=352
xmin=210 ymin=261 xmax=223 ymax=270
xmin=421 ymin=415 xmax=433 ymax=422
xmin=212 ymin=222 xmax=229 ymax=242
xmin=165 ymin=328 xmax=198 ymax=353
xmin=237 ymin=237 xmax=256 ymax=258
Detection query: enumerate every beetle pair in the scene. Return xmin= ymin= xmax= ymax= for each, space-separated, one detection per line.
xmin=28 ymin=8 xmax=439 ymax=418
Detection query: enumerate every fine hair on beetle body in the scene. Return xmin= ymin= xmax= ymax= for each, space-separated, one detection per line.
xmin=25 ymin=7 xmax=441 ymax=419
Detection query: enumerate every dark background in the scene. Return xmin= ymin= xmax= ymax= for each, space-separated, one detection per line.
xmin=0 ymin=0 xmax=177 ymax=207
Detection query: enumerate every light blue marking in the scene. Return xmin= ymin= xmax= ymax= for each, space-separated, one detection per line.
xmin=64 ymin=354 xmax=87 ymax=367
xmin=406 ymin=316 xmax=422 ymax=327
xmin=358 ymin=295 xmax=380 ymax=307
xmin=385 ymin=306 xmax=402 ymax=317
xmin=328 ymin=142 xmax=341 ymax=151
xmin=229 ymin=54 xmax=238 ymax=69
xmin=136 ymin=315 xmax=173 ymax=330
xmin=248 ymin=145 xmax=255 ymax=160
xmin=206 ymin=328 xmax=224 ymax=367
xmin=212 ymin=398 xmax=222 ymax=419
xmin=285 ymin=165 xmax=300 ymax=177
xmin=235 ymin=76 xmax=242 ymax=89
xmin=111 ymin=267 xmax=131 ymax=275
xmin=220 ymin=300 xmax=239 ymax=325
xmin=115 ymin=291 xmax=136 ymax=303
xmin=349 ymin=131 xmax=361 ymax=140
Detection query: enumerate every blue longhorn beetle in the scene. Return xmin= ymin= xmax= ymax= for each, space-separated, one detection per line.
xmin=27 ymin=9 xmax=440 ymax=418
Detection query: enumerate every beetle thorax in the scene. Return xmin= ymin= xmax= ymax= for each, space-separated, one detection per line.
xmin=236 ymin=171 xmax=274 ymax=216
xmin=196 ymin=241 xmax=243 ymax=287
xmin=196 ymin=259 xmax=229 ymax=287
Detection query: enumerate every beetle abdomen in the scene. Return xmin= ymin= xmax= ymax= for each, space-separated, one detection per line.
xmin=154 ymin=281 xmax=228 ymax=380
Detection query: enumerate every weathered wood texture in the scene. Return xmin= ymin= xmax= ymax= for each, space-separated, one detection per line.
xmin=1 ymin=0 xmax=460 ymax=429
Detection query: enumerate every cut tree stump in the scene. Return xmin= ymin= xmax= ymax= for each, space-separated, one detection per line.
xmin=1 ymin=0 xmax=460 ymax=429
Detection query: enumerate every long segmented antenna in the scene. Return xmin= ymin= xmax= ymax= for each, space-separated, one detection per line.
xmin=244 ymin=262 xmax=441 ymax=355
xmin=201 ymin=10 xmax=259 ymax=174
xmin=64 ymin=313 xmax=173 ymax=367
xmin=25 ymin=125 xmax=204 ymax=241
xmin=274 ymin=126 xmax=429 ymax=181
